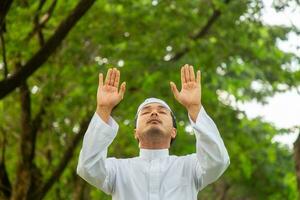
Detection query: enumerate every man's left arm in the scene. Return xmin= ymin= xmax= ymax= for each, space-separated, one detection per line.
xmin=188 ymin=105 xmax=230 ymax=191
xmin=170 ymin=64 xmax=230 ymax=191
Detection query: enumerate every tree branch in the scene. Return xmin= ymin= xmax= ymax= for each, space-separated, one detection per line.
xmin=19 ymin=81 xmax=33 ymax=164
xmin=33 ymin=115 xmax=91 ymax=200
xmin=0 ymin=0 xmax=96 ymax=100
xmin=0 ymin=0 xmax=13 ymax=31
xmin=294 ymin=130 xmax=300 ymax=196
xmin=11 ymin=75 xmax=33 ymax=200
xmin=12 ymin=78 xmax=55 ymax=199
xmin=34 ymin=0 xmax=47 ymax=47
xmin=25 ymin=0 xmax=57 ymax=45
xmin=0 ymin=30 xmax=8 ymax=79
xmin=0 ymin=127 xmax=11 ymax=199
xmin=0 ymin=161 xmax=11 ymax=199
xmin=30 ymin=95 xmax=52 ymax=163
xmin=72 ymin=171 xmax=90 ymax=200
xmin=0 ymin=0 xmax=11 ymax=79
xmin=170 ymin=1 xmax=230 ymax=62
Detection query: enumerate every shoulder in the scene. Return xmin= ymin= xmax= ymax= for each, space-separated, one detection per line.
xmin=168 ymin=153 xmax=198 ymax=168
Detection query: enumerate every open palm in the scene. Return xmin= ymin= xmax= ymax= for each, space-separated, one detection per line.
xmin=170 ymin=64 xmax=201 ymax=109
xmin=97 ymin=68 xmax=126 ymax=110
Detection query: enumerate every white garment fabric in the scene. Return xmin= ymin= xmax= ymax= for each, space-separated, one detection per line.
xmin=136 ymin=97 xmax=172 ymax=115
xmin=77 ymin=106 xmax=230 ymax=200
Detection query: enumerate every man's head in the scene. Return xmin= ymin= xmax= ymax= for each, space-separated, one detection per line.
xmin=134 ymin=98 xmax=177 ymax=149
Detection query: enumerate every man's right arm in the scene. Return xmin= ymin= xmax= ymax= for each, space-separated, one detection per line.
xmin=76 ymin=111 xmax=118 ymax=194
xmin=77 ymin=68 xmax=126 ymax=194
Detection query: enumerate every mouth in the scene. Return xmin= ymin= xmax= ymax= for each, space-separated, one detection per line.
xmin=147 ymin=119 xmax=162 ymax=124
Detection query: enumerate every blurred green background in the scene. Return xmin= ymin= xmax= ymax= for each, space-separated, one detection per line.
xmin=0 ymin=0 xmax=300 ymax=199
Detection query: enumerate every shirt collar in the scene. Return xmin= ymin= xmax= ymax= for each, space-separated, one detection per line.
xmin=139 ymin=148 xmax=169 ymax=160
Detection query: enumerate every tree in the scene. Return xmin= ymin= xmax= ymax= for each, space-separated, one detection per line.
xmin=1 ymin=0 xmax=299 ymax=199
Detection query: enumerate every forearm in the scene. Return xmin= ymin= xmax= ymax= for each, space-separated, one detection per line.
xmin=77 ymin=112 xmax=118 ymax=189
xmin=189 ymin=107 xmax=230 ymax=186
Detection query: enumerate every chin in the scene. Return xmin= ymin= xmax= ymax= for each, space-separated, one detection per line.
xmin=144 ymin=127 xmax=165 ymax=136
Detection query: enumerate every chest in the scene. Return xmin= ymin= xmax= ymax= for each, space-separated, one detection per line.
xmin=114 ymin=158 xmax=193 ymax=198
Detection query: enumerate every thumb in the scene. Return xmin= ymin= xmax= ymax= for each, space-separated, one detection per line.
xmin=118 ymin=82 xmax=126 ymax=99
xmin=170 ymin=81 xmax=180 ymax=100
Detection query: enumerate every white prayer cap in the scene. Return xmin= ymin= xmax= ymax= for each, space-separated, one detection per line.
xmin=136 ymin=97 xmax=172 ymax=115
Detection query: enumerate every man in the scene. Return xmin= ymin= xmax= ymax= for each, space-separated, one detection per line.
xmin=77 ymin=64 xmax=230 ymax=200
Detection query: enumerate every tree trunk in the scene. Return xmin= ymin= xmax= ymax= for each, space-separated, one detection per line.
xmin=294 ymin=131 xmax=300 ymax=200
xmin=10 ymin=82 xmax=37 ymax=200
xmin=72 ymin=174 xmax=90 ymax=200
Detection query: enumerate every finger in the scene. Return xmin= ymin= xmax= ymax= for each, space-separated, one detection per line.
xmin=181 ymin=66 xmax=186 ymax=84
xmin=118 ymin=82 xmax=126 ymax=99
xmin=196 ymin=70 xmax=201 ymax=84
xmin=170 ymin=82 xmax=180 ymax=100
xmin=98 ymin=73 xmax=103 ymax=87
xmin=114 ymin=69 xmax=120 ymax=87
xmin=184 ymin=64 xmax=190 ymax=82
xmin=189 ymin=65 xmax=195 ymax=82
xmin=110 ymin=68 xmax=116 ymax=86
xmin=105 ymin=68 xmax=112 ymax=85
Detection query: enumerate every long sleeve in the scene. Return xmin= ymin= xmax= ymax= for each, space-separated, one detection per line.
xmin=188 ymin=106 xmax=230 ymax=191
xmin=76 ymin=112 xmax=119 ymax=194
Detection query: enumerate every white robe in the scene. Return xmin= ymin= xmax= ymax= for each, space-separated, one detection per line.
xmin=77 ymin=106 xmax=230 ymax=200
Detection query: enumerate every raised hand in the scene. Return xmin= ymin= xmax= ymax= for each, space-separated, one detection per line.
xmin=96 ymin=68 xmax=126 ymax=122
xmin=170 ymin=64 xmax=202 ymax=121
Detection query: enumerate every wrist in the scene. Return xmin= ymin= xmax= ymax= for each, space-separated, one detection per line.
xmin=96 ymin=105 xmax=113 ymax=113
xmin=96 ymin=105 xmax=113 ymax=123
xmin=186 ymin=103 xmax=201 ymax=113
xmin=186 ymin=104 xmax=202 ymax=123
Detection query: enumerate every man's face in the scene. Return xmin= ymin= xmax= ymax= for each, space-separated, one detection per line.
xmin=134 ymin=103 xmax=176 ymax=145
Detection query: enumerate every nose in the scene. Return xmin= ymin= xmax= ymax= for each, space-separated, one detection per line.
xmin=151 ymin=111 xmax=158 ymax=116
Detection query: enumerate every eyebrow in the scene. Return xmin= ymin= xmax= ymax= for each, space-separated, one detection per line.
xmin=141 ymin=105 xmax=168 ymax=111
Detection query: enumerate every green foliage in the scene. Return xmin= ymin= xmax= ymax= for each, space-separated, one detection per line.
xmin=1 ymin=0 xmax=299 ymax=199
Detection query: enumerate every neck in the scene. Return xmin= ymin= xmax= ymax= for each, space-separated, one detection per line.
xmin=139 ymin=139 xmax=170 ymax=149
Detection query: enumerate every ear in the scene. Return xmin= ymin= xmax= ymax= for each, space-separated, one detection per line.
xmin=171 ymin=128 xmax=177 ymax=139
